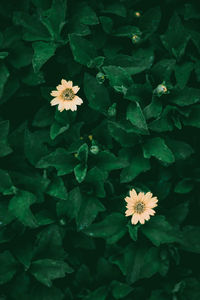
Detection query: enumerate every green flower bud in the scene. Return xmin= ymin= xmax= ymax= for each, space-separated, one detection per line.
xmin=155 ymin=84 xmax=168 ymax=97
xmin=90 ymin=145 xmax=99 ymax=155
xmin=108 ymin=103 xmax=117 ymax=117
xmin=96 ymin=72 xmax=105 ymax=84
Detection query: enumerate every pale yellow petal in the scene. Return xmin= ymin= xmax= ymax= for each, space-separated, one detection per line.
xmin=61 ymin=79 xmax=68 ymax=87
xmin=144 ymin=192 xmax=153 ymax=200
xmin=72 ymin=86 xmax=80 ymax=94
xmin=138 ymin=215 xmax=145 ymax=224
xmin=66 ymin=80 xmax=73 ymax=88
xmin=147 ymin=208 xmax=155 ymax=216
xmin=131 ymin=214 xmax=139 ymax=225
xmin=129 ymin=189 xmax=138 ymax=199
xmin=125 ymin=209 xmax=133 ymax=216
xmin=51 ymin=98 xmax=61 ymax=106
xmin=50 ymin=90 xmax=60 ymax=96
xmin=57 ymin=84 xmax=65 ymax=91
xmin=125 ymin=196 xmax=131 ymax=203
xmin=74 ymin=95 xmax=83 ymax=105
xmin=58 ymin=102 xmax=65 ymax=112
xmin=138 ymin=192 xmax=145 ymax=200
xmin=64 ymin=102 xmax=72 ymax=111
xmin=69 ymin=103 xmax=77 ymax=111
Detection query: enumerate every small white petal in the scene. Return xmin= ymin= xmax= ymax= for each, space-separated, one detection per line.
xmin=51 ymin=98 xmax=60 ymax=106
xmin=66 ymin=80 xmax=73 ymax=88
xmin=131 ymin=214 xmax=139 ymax=225
xmin=61 ymin=79 xmax=68 ymax=87
xmin=72 ymin=86 xmax=80 ymax=94
xmin=74 ymin=96 xmax=83 ymax=105
xmin=130 ymin=189 xmax=138 ymax=199
xmin=50 ymin=90 xmax=60 ymax=96
xmin=58 ymin=102 xmax=65 ymax=112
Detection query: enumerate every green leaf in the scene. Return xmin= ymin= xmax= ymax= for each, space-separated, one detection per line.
xmin=169 ymin=87 xmax=200 ymax=106
xmin=0 ymin=251 xmax=18 ymax=284
xmin=29 ymin=284 xmax=64 ymax=300
xmin=120 ymin=151 xmax=150 ymax=183
xmin=0 ymin=120 xmax=12 ymax=157
xmin=143 ymin=137 xmax=175 ymax=164
xmin=40 ymin=0 xmax=67 ymax=39
xmin=127 ymin=223 xmax=139 ymax=242
xmin=141 ymin=215 xmax=181 ymax=247
xmin=174 ymin=62 xmax=194 ymax=88
xmin=84 ymin=73 xmax=110 ymax=113
xmin=13 ymin=11 xmax=50 ymax=41
xmin=0 ymin=169 xmax=14 ymax=195
xmin=139 ymin=7 xmax=161 ymax=38
xmin=161 ymin=13 xmax=190 ymax=59
xmin=99 ymin=16 xmax=113 ymax=34
xmin=56 ymin=187 xmax=82 ymax=220
xmin=103 ymin=65 xmax=133 ymax=91
xmin=46 ymin=177 xmax=67 ymax=200
xmin=108 ymin=121 xmax=139 ymax=147
xmin=165 ymin=138 xmax=194 ymax=160
xmin=69 ymin=34 xmax=97 ymax=66
xmin=83 ymin=287 xmax=108 ymax=300
xmin=111 ymin=281 xmax=133 ymax=299
xmin=36 ymin=148 xmax=77 ymax=176
xmin=30 ymin=259 xmax=73 ymax=287
xmin=9 ymin=190 xmax=38 ymax=228
xmin=24 ymin=128 xmax=50 ymax=165
xmin=33 ymin=105 xmax=54 ymax=128
xmin=77 ymin=3 xmax=99 ymax=25
xmin=0 ymin=63 xmax=10 ymax=98
xmin=95 ymin=151 xmax=128 ymax=172
xmin=102 ymin=3 xmax=127 ymax=17
xmin=107 ymin=48 xmax=154 ymax=76
xmin=34 ymin=225 xmax=66 ymax=260
xmin=85 ymin=167 xmax=107 ymax=198
xmin=74 ymin=163 xmax=87 ymax=183
xmin=183 ymin=105 xmax=200 ymax=128
xmin=76 ymin=196 xmax=105 ymax=231
xmin=126 ymin=102 xmax=149 ymax=135
xmin=179 ymin=226 xmax=200 ymax=254
xmin=32 ymin=42 xmax=57 ymax=72
xmin=50 ymin=121 xmax=69 ymax=140
xmin=174 ymin=179 xmax=194 ymax=194
xmin=83 ymin=213 xmax=127 ymax=244
xmin=114 ymin=25 xmax=141 ymax=37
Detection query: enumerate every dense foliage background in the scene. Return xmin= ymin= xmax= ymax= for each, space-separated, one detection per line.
xmin=0 ymin=0 xmax=200 ymax=299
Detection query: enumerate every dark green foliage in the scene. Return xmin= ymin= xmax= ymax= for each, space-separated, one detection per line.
xmin=0 ymin=0 xmax=200 ymax=299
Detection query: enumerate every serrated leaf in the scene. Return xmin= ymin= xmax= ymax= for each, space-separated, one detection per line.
xmin=120 ymin=152 xmax=150 ymax=183
xmin=84 ymin=73 xmax=110 ymax=113
xmin=126 ymin=102 xmax=149 ymax=134
xmin=143 ymin=137 xmax=175 ymax=164
xmin=0 ymin=251 xmax=18 ymax=284
xmin=103 ymin=65 xmax=132 ymax=91
xmin=46 ymin=177 xmax=67 ymax=200
xmin=9 ymin=190 xmax=38 ymax=228
xmin=32 ymin=42 xmax=57 ymax=72
xmin=83 ymin=213 xmax=127 ymax=244
xmin=141 ymin=215 xmax=181 ymax=246
xmin=30 ymin=259 xmax=73 ymax=287
xmin=69 ymin=34 xmax=97 ymax=66
xmin=50 ymin=121 xmax=69 ymax=140
xmin=76 ymin=196 xmax=105 ymax=231
xmin=169 ymin=87 xmax=200 ymax=106
xmin=0 ymin=63 xmax=10 ymax=98
xmin=36 ymin=148 xmax=77 ymax=176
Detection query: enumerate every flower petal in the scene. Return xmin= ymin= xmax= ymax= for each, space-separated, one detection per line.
xmin=125 ymin=209 xmax=133 ymax=216
xmin=51 ymin=98 xmax=61 ymax=106
xmin=69 ymin=103 xmax=77 ymax=111
xmin=74 ymin=96 xmax=83 ymax=105
xmin=58 ymin=102 xmax=65 ymax=112
xmin=131 ymin=214 xmax=139 ymax=225
xmin=129 ymin=189 xmax=138 ymax=199
xmin=50 ymin=90 xmax=60 ymax=96
xmin=72 ymin=86 xmax=80 ymax=94
xmin=66 ymin=80 xmax=73 ymax=88
xmin=138 ymin=215 xmax=145 ymax=224
xmin=61 ymin=79 xmax=68 ymax=87
xmin=147 ymin=208 xmax=155 ymax=216
xmin=57 ymin=84 xmax=64 ymax=91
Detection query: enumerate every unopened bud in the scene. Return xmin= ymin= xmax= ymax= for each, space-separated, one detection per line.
xmin=96 ymin=72 xmax=105 ymax=84
xmin=90 ymin=145 xmax=99 ymax=155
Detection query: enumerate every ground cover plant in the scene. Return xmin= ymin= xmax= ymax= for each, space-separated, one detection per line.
xmin=0 ymin=0 xmax=200 ymax=299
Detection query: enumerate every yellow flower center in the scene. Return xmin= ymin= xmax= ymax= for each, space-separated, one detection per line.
xmin=134 ymin=201 xmax=145 ymax=214
xmin=135 ymin=12 xmax=141 ymax=17
xmin=62 ymin=88 xmax=75 ymax=101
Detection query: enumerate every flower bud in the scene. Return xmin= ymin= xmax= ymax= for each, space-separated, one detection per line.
xmin=155 ymin=84 xmax=168 ymax=97
xmin=108 ymin=103 xmax=117 ymax=117
xmin=90 ymin=145 xmax=99 ymax=155
xmin=131 ymin=34 xmax=141 ymax=44
xmin=96 ymin=72 xmax=105 ymax=84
